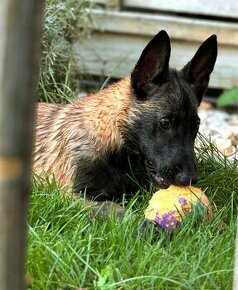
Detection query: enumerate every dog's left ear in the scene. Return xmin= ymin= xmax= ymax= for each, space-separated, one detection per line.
xmin=131 ymin=30 xmax=171 ymax=99
xmin=181 ymin=35 xmax=217 ymax=104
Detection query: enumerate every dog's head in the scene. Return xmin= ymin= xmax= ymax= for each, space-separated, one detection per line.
xmin=129 ymin=30 xmax=217 ymax=188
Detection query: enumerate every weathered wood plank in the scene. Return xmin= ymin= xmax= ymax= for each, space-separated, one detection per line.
xmin=90 ymin=0 xmax=107 ymax=4
xmin=90 ymin=10 xmax=238 ymax=46
xmin=123 ymin=0 xmax=238 ymax=19
xmin=90 ymin=0 xmax=121 ymax=10
xmin=74 ymin=32 xmax=238 ymax=88
xmin=0 ymin=0 xmax=44 ymax=289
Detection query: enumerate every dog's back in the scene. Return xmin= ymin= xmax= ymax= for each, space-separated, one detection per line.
xmin=33 ymin=102 xmax=72 ymax=186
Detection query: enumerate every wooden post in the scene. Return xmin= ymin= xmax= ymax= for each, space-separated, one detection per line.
xmin=0 ymin=1 xmax=44 ymax=289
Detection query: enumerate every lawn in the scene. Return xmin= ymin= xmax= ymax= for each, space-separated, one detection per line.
xmin=26 ymin=141 xmax=238 ymax=289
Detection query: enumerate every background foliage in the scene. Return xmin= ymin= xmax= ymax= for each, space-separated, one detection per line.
xmin=39 ymin=0 xmax=92 ymax=103
xmin=217 ymin=87 xmax=238 ymax=107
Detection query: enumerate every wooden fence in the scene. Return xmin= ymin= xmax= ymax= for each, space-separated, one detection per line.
xmin=75 ymin=0 xmax=238 ymax=89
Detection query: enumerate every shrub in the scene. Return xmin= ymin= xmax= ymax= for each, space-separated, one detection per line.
xmin=39 ymin=0 xmax=92 ymax=103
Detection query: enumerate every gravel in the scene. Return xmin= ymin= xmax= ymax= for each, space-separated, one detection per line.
xmin=198 ymin=103 xmax=238 ymax=163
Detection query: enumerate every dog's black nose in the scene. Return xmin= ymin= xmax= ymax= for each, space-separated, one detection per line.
xmin=175 ymin=173 xmax=198 ymax=186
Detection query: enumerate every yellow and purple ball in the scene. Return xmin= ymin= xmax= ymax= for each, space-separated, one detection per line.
xmin=145 ymin=185 xmax=212 ymax=232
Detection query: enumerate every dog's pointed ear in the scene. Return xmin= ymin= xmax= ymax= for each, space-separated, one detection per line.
xmin=181 ymin=35 xmax=217 ymax=104
xmin=131 ymin=30 xmax=171 ymax=99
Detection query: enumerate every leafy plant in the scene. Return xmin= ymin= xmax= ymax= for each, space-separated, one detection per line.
xmin=217 ymin=87 xmax=238 ymax=107
xmin=39 ymin=0 xmax=92 ymax=103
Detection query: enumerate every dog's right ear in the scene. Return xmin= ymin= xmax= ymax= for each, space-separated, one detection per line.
xmin=131 ymin=30 xmax=171 ymax=99
xmin=181 ymin=35 xmax=217 ymax=104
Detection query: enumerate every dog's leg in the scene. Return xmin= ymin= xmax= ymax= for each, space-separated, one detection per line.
xmin=72 ymin=192 xmax=125 ymax=219
xmin=85 ymin=200 xmax=125 ymax=219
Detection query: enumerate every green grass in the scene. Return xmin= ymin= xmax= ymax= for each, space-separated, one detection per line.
xmin=26 ymin=140 xmax=238 ymax=290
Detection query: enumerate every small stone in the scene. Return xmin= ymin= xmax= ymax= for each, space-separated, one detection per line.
xmin=197 ymin=107 xmax=238 ymax=162
xmin=199 ymin=101 xmax=213 ymax=110
xmin=229 ymin=133 xmax=238 ymax=146
xmin=214 ymin=137 xmax=232 ymax=153
xmin=224 ymin=145 xmax=237 ymax=157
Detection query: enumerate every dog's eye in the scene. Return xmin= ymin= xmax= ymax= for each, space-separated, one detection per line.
xmin=148 ymin=160 xmax=154 ymax=167
xmin=160 ymin=118 xmax=171 ymax=130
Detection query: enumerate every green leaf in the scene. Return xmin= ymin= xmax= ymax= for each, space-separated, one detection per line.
xmin=217 ymin=87 xmax=238 ymax=107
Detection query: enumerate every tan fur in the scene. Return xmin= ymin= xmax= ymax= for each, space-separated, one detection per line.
xmin=33 ymin=76 xmax=139 ymax=190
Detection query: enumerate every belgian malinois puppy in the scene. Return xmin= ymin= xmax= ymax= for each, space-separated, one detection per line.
xmin=33 ymin=30 xmax=217 ymax=202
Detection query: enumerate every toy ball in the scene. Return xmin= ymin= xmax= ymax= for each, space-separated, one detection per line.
xmin=145 ymin=185 xmax=212 ymax=232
